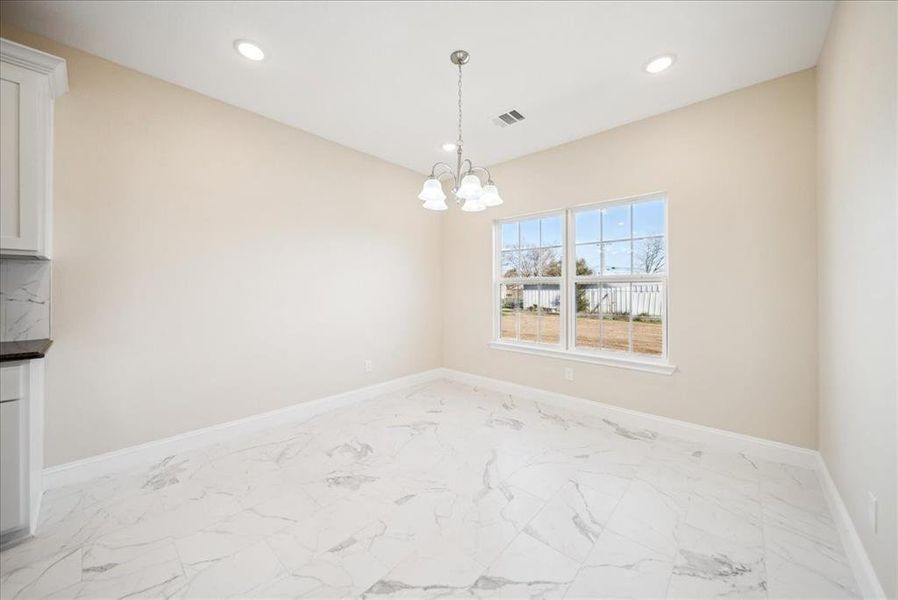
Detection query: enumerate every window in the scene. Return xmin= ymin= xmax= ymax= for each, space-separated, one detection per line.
xmin=493 ymin=195 xmax=670 ymax=373
xmin=497 ymin=214 xmax=564 ymax=345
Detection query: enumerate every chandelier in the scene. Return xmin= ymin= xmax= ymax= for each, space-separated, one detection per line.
xmin=417 ymin=50 xmax=503 ymax=212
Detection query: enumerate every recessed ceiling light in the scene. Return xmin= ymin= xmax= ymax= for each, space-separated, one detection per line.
xmin=234 ymin=40 xmax=265 ymax=61
xmin=442 ymin=142 xmax=457 ymax=152
xmin=644 ymin=54 xmax=675 ymax=74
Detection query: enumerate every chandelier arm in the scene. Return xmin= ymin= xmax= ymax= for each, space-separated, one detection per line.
xmin=435 ymin=172 xmax=458 ymax=189
xmin=467 ymin=166 xmax=493 ymax=183
xmin=430 ymin=162 xmax=455 ymax=178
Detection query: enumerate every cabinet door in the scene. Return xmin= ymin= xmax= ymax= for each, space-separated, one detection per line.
xmin=0 ymin=399 xmax=25 ymax=534
xmin=0 ymin=61 xmax=47 ymax=256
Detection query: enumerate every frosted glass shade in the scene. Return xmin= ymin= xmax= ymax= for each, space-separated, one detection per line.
xmin=461 ymin=196 xmax=486 ymax=212
xmin=456 ymin=174 xmax=483 ymax=200
xmin=422 ymin=198 xmax=448 ymax=211
xmin=480 ymin=184 xmax=503 ymax=207
xmin=418 ymin=178 xmax=446 ymax=203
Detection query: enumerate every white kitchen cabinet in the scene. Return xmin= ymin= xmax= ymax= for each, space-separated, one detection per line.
xmin=0 ymin=399 xmax=25 ymax=535
xmin=0 ymin=359 xmax=44 ymax=550
xmin=0 ymin=39 xmax=67 ymax=259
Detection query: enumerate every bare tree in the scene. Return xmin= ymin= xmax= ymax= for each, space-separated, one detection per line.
xmin=504 ymin=247 xmax=561 ymax=277
xmin=636 ymin=238 xmax=665 ymax=273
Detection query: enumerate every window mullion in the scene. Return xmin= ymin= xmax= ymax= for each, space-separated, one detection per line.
xmin=630 ymin=203 xmax=635 ymax=275
xmin=565 ymin=209 xmax=575 ymax=352
xmin=496 ymin=198 xmax=666 ymax=359
xmin=628 ymin=282 xmax=634 ymax=353
xmin=562 ymin=210 xmax=569 ymax=351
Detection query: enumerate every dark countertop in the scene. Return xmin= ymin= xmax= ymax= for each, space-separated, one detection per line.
xmin=0 ymin=339 xmax=53 ymax=362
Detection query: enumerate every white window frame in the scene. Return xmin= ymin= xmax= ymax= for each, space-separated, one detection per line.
xmin=492 ymin=209 xmax=567 ymax=349
xmin=490 ymin=192 xmax=675 ymax=376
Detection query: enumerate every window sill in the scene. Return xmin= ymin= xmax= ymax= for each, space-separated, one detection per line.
xmin=488 ymin=341 xmax=677 ymax=375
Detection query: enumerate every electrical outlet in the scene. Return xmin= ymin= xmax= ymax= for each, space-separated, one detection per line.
xmin=868 ymin=492 xmax=878 ymax=532
xmin=564 ymin=367 xmax=574 ymax=381
xmin=364 ymin=359 xmax=373 ymax=373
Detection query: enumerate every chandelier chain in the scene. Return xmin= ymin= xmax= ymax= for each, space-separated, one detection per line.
xmin=457 ymin=63 xmax=463 ymax=148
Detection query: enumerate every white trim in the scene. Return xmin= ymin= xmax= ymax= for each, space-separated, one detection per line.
xmin=816 ymin=455 xmax=887 ymax=599
xmin=493 ymin=211 xmax=567 ymax=349
xmin=439 ymin=368 xmax=817 ymax=468
xmin=488 ymin=340 xmax=677 ymax=375
xmin=493 ymin=194 xmax=669 ymax=365
xmin=1 ymin=38 xmax=64 ymax=259
xmin=44 ymin=364 xmax=821 ymax=490
xmin=42 ymin=369 xmax=444 ymax=490
xmin=437 ymin=370 xmax=883 ymax=595
xmin=39 ymin=366 xmax=880 ymax=596
xmin=27 ymin=359 xmax=44 ymax=534
xmin=0 ymin=38 xmax=68 ymax=97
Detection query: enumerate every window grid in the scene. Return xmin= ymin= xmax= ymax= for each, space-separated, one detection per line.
xmin=495 ymin=194 xmax=668 ymax=361
xmin=496 ymin=212 xmax=565 ymax=348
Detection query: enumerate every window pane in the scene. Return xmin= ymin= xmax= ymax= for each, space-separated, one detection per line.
xmin=633 ymin=237 xmax=665 ymax=274
xmin=539 ymin=284 xmax=561 ymax=344
xmin=521 ymin=219 xmax=540 ymax=248
xmin=633 ymin=199 xmax=665 ymax=238
xmin=539 ymin=247 xmax=563 ymax=276
xmin=520 ymin=284 xmax=539 ymax=341
xmin=602 ymin=241 xmax=631 ymax=275
xmin=632 ymin=282 xmax=663 ymax=356
xmin=518 ymin=248 xmax=541 ymax=277
xmin=600 ymin=283 xmax=631 ymax=352
xmin=576 ymin=244 xmax=600 ymax=275
xmin=540 ymin=216 xmax=563 ymax=247
xmin=575 ymin=210 xmax=600 ymax=244
xmin=501 ymin=222 xmax=519 ymax=250
xmin=501 ymin=251 xmax=519 ymax=277
xmin=500 ymin=284 xmax=521 ymax=340
xmin=497 ymin=203 xmax=665 ymax=356
xmin=602 ymin=205 xmax=630 ymax=241
xmin=575 ymin=283 xmax=600 ymax=349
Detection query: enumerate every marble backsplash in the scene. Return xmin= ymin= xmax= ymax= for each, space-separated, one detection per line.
xmin=0 ymin=258 xmax=51 ymax=341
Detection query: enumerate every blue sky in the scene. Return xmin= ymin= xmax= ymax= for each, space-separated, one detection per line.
xmin=502 ymin=198 xmax=665 ymax=249
xmin=500 ymin=198 xmax=666 ymax=275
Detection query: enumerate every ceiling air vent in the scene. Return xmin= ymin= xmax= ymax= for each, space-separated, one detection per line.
xmin=492 ymin=109 xmax=525 ymax=128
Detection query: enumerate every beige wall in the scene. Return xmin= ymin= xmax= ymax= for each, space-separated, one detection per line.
xmin=4 ymin=18 xmax=894 ymax=592
xmin=816 ymin=1 xmax=897 ymax=596
xmin=4 ymin=6 xmax=895 ymax=593
xmin=442 ymin=70 xmax=819 ymax=448
xmin=0 ymin=25 xmax=443 ymax=467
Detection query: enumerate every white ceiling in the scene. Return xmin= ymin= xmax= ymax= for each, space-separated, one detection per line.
xmin=1 ymin=1 xmax=834 ymax=174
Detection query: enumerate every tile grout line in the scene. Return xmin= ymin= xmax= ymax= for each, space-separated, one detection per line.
xmin=7 ymin=379 xmax=860 ymax=599
xmin=562 ymin=465 xmax=642 ymax=600
xmin=656 ymin=442 xmax=697 ymax=600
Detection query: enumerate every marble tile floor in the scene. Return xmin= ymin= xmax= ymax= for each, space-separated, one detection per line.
xmin=0 ymin=380 xmax=859 ymax=599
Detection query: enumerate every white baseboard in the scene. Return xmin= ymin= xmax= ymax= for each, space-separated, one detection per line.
xmin=40 ymin=366 xmax=882 ymax=598
xmin=45 ymin=366 xmax=819 ymax=489
xmin=437 ymin=369 xmax=884 ymax=597
xmin=42 ymin=369 xmax=444 ymax=490
xmin=438 ymin=368 xmax=819 ymax=469
xmin=816 ymin=454 xmax=887 ymax=599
